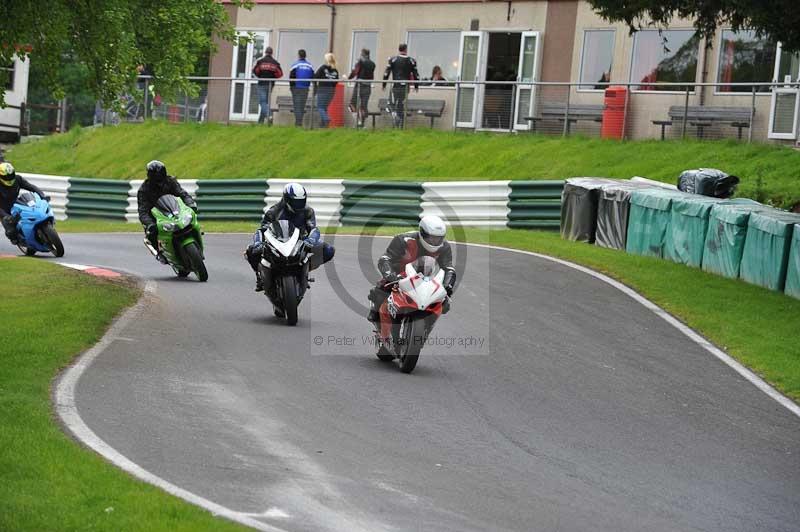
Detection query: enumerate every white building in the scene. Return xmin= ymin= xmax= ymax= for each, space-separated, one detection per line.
xmin=1 ymin=55 xmax=30 ymax=142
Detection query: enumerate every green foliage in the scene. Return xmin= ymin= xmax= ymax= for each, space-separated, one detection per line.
xmin=0 ymin=0 xmax=250 ymax=108
xmin=7 ymin=122 xmax=800 ymax=208
xmin=588 ymin=0 xmax=800 ymax=53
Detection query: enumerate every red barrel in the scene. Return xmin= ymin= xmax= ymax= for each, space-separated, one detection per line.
xmin=167 ymin=105 xmax=181 ymax=123
xmin=601 ymin=86 xmax=628 ymax=139
xmin=328 ymin=83 xmax=345 ymax=128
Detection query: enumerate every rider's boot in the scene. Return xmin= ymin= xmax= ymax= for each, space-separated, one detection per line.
xmin=254 ymin=272 xmax=264 ymax=292
xmin=155 ymin=251 xmax=168 ymax=264
xmin=273 ymin=305 xmax=285 ymax=318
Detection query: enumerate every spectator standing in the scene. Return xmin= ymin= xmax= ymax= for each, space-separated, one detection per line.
xmin=252 ymin=46 xmax=283 ymax=125
xmin=289 ymin=50 xmax=314 ymax=127
xmin=313 ymin=53 xmax=340 ymax=128
xmin=348 ymin=48 xmax=376 ymax=128
xmin=382 ymin=43 xmax=419 ymax=128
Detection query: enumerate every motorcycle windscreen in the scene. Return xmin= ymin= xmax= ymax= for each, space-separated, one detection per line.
xmin=16 ymin=191 xmax=37 ymax=206
xmin=155 ymin=195 xmax=181 ymax=216
xmin=415 ymin=256 xmax=441 ymax=278
xmin=269 ymin=220 xmax=297 ymax=242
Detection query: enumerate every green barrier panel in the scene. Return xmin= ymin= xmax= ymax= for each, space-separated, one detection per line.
xmin=195 ymin=179 xmax=267 ymax=221
xmin=739 ymin=209 xmax=800 ymax=291
xmin=508 ymin=180 xmax=564 ymax=229
xmin=663 ymin=196 xmax=721 ymax=267
xmin=626 ymin=189 xmax=684 ymax=258
xmin=785 ymin=225 xmax=800 ymax=299
xmin=340 ymin=180 xmax=423 ymax=226
xmin=66 ymin=178 xmax=130 ymax=220
xmin=702 ymin=201 xmax=763 ymax=279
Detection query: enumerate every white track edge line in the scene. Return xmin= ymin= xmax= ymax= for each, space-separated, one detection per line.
xmin=53 ymin=278 xmax=289 ymax=532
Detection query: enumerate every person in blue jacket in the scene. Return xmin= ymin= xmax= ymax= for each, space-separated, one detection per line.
xmin=244 ymin=183 xmax=335 ymax=292
xmin=289 ymin=50 xmax=315 ymax=126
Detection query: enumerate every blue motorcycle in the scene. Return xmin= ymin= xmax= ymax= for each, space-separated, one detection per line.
xmin=11 ymin=191 xmax=65 ymax=257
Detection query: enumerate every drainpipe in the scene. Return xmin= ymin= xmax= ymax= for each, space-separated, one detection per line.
xmin=699 ymin=33 xmax=711 ymax=106
xmin=326 ymin=0 xmax=336 ymax=52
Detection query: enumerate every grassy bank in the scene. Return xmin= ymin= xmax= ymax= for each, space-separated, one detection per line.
xmin=51 ymin=220 xmax=800 ymax=402
xmin=8 ymin=122 xmax=800 ymax=208
xmin=0 ymin=259 xmax=246 ymax=531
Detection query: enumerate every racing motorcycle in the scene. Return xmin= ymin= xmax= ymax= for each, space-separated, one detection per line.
xmin=258 ymin=220 xmax=314 ymax=326
xmin=375 ymin=256 xmax=449 ymax=373
xmin=11 ymin=191 xmax=64 ymax=257
xmin=143 ymin=194 xmax=208 ymax=282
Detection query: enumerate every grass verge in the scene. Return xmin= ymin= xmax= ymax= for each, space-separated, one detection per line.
xmin=59 ymin=219 xmax=800 ymax=401
xmin=0 ymin=258 xmax=247 ymax=531
xmin=8 ymin=122 xmax=800 ymax=208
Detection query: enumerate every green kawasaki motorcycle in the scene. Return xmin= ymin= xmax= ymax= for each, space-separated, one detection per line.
xmin=144 ymin=195 xmax=208 ymax=282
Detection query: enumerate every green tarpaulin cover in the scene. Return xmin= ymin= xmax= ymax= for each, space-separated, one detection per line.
xmin=785 ymin=225 xmax=800 ymax=299
xmin=740 ymin=209 xmax=800 ymax=291
xmin=702 ymin=201 xmax=763 ymax=279
xmin=663 ymin=196 xmax=721 ymax=267
xmin=626 ymin=189 xmax=688 ymax=258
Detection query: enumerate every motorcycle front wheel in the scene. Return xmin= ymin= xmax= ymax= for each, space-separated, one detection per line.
xmin=280 ymin=275 xmax=299 ymax=326
xmin=398 ymin=317 xmax=426 ymax=374
xmin=39 ymin=223 xmax=64 ymax=257
xmin=184 ymin=242 xmax=208 ymax=282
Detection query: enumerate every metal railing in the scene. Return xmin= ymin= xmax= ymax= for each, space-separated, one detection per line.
xmin=87 ymin=77 xmax=800 ymax=143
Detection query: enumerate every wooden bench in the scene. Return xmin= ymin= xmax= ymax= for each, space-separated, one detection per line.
xmin=525 ymin=103 xmax=604 ymax=134
xmin=652 ymin=106 xmax=753 ymax=140
xmin=370 ymin=98 xmax=446 ymax=128
xmin=275 ymin=95 xmax=310 ymax=115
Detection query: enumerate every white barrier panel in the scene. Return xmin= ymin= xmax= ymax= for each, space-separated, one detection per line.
xmin=20 ymin=173 xmax=70 ymax=221
xmin=267 ymin=178 xmax=344 ymax=227
xmin=421 ymin=181 xmax=511 ymax=225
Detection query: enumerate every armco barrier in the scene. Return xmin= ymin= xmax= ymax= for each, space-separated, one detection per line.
xmin=20 ymin=173 xmax=70 ymax=220
xmin=508 ymin=181 xmax=564 ymax=229
xmin=194 ymin=179 xmax=267 ymax=221
xmin=267 ymin=179 xmax=344 ymax=226
xmin=421 ymin=181 xmax=510 ymax=226
xmin=340 ymin=180 xmax=424 ymax=227
xmin=66 ymin=178 xmax=130 ymax=220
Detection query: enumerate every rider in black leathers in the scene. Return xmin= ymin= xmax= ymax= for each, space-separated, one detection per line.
xmin=137 ymin=160 xmax=196 ymax=261
xmin=0 ymin=162 xmax=49 ymax=244
xmin=382 ymin=43 xmax=420 ymax=128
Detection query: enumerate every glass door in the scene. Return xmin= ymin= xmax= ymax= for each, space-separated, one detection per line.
xmin=768 ymin=43 xmax=800 ymax=139
xmin=229 ymin=31 xmax=270 ymax=121
xmin=513 ymin=31 xmax=541 ymax=131
xmin=455 ymin=31 xmax=485 ymax=129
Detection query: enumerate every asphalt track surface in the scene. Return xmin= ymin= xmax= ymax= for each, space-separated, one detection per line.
xmin=5 ymin=233 xmax=800 ymax=532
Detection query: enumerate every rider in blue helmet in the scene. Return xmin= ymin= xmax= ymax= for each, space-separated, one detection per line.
xmin=244 ymin=182 xmax=335 ymax=291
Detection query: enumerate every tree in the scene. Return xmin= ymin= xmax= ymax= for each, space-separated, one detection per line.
xmin=0 ymin=0 xmax=249 ymax=108
xmin=587 ymin=0 xmax=800 ymax=53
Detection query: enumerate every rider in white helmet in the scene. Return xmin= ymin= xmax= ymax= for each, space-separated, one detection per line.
xmin=367 ymin=214 xmax=456 ymax=323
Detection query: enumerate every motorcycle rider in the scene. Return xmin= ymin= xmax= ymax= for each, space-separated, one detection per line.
xmin=0 ymin=162 xmax=49 ymax=244
xmin=244 ymin=182 xmax=335 ymax=292
xmin=382 ymin=43 xmax=420 ymax=128
xmin=138 ymin=160 xmax=197 ymax=263
xmin=367 ymin=215 xmax=456 ymax=324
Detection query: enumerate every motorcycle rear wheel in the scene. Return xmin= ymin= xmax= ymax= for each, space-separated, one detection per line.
xmin=280 ymin=275 xmax=298 ymax=326
xmin=398 ymin=318 xmax=426 ymax=374
xmin=40 ymin=223 xmax=64 ymax=257
xmin=184 ymin=242 xmax=208 ymax=282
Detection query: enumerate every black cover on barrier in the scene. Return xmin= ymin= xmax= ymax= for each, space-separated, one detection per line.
xmin=677 ymin=168 xmax=739 ymax=198
xmin=596 ymin=181 xmax=656 ymax=250
xmin=560 ymin=178 xmax=620 ymax=242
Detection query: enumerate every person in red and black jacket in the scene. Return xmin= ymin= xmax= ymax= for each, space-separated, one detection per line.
xmin=348 ymin=48 xmax=376 ymax=127
xmin=252 ymin=46 xmax=283 ymax=124
xmin=382 ymin=43 xmax=420 ymax=128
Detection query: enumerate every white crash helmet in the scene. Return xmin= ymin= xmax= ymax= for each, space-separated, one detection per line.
xmin=283 ymin=182 xmax=307 ymax=212
xmin=418 ymin=215 xmax=447 ymax=253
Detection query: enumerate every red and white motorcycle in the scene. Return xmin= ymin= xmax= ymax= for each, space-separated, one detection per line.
xmin=376 ymin=256 xmax=449 ymax=373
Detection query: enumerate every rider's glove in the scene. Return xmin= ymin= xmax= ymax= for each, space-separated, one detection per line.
xmin=381 ymin=271 xmax=399 ymax=284
xmin=189 ymin=204 xmax=198 ymax=213
xmin=40 ymin=194 xmax=51 ymax=202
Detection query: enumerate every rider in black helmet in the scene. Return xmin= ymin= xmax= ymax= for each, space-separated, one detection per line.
xmin=137 ymin=160 xmax=196 ymax=262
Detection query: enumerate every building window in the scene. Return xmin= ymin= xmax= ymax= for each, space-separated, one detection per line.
xmin=1 ymin=61 xmax=14 ymax=91
xmin=350 ymin=31 xmax=378 ymax=72
xmin=776 ymin=44 xmax=800 ymax=83
xmin=579 ymin=30 xmax=615 ymax=90
xmin=630 ymin=30 xmax=699 ymax=90
xmin=277 ymin=30 xmax=329 ymax=71
xmin=406 ymin=30 xmax=460 ymax=82
xmin=717 ymin=30 xmax=777 ymax=92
